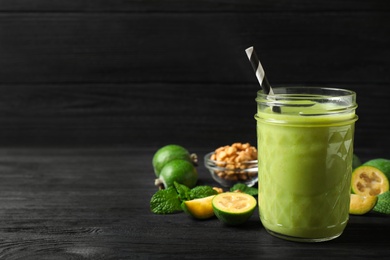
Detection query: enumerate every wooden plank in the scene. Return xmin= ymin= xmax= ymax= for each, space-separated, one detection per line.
xmin=0 ymin=147 xmax=389 ymax=259
xmin=0 ymin=0 xmax=389 ymax=12
xmin=0 ymin=83 xmax=388 ymax=159
xmin=0 ymin=12 xmax=389 ymax=84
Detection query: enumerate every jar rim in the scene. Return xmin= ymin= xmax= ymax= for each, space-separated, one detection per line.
xmin=256 ymin=87 xmax=356 ymax=100
xmin=255 ymin=86 xmax=358 ymax=123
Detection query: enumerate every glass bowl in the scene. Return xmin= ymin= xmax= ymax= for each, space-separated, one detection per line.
xmin=204 ymin=152 xmax=258 ymax=187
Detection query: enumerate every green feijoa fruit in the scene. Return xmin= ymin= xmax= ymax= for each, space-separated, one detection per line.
xmin=155 ymin=159 xmax=198 ymax=189
xmin=152 ymin=144 xmax=197 ymax=177
xmin=373 ymin=191 xmax=390 ymax=214
xmin=363 ymin=158 xmax=390 ymax=180
xmin=351 ymin=165 xmax=389 ymax=196
xmin=212 ymin=192 xmax=257 ymax=226
xmin=349 ymin=194 xmax=378 ymax=215
xmin=182 ymin=195 xmax=216 ymax=219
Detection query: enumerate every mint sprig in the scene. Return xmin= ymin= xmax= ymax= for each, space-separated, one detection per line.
xmin=230 ymin=183 xmax=258 ymax=196
xmin=188 ymin=185 xmax=217 ymax=200
xmin=150 ymin=182 xmax=218 ymax=214
xmin=174 ymin=181 xmax=191 ymax=201
xmin=150 ymin=186 xmax=182 ymax=214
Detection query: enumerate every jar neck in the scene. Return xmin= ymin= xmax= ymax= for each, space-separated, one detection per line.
xmin=255 ymin=87 xmax=358 ymax=126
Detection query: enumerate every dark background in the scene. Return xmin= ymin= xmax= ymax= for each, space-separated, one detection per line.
xmin=0 ymin=1 xmax=390 ymax=259
xmin=0 ymin=0 xmax=389 ymax=160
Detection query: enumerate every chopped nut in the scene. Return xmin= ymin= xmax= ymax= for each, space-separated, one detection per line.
xmin=210 ymin=142 xmax=258 ymax=182
xmin=213 ymin=187 xmax=224 ymax=194
xmin=226 ymin=146 xmax=237 ymax=156
xmin=216 ymin=151 xmax=227 ymax=161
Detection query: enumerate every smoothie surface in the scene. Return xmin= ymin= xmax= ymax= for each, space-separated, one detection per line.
xmin=256 ymin=99 xmax=357 ymax=126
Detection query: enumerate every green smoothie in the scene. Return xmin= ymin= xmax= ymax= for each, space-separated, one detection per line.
xmin=256 ymin=88 xmax=358 ymax=242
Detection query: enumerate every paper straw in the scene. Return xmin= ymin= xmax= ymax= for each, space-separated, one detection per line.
xmin=245 ymin=46 xmax=275 ymax=95
xmin=245 ymin=46 xmax=280 ymax=112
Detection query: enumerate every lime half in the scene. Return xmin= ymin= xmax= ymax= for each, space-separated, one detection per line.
xmin=212 ymin=192 xmax=257 ymax=225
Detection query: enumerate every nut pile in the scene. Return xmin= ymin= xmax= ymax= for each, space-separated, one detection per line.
xmin=210 ymin=143 xmax=258 ymax=181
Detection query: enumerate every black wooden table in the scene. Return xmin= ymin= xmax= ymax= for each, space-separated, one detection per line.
xmin=1 ymin=0 xmax=390 ymax=258
xmin=0 ymin=147 xmax=388 ymax=259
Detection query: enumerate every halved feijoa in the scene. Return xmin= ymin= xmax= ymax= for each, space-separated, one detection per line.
xmin=363 ymin=158 xmax=390 ymax=179
xmin=349 ymin=194 xmax=378 ymax=215
xmin=212 ymin=192 xmax=257 ymax=225
xmin=351 ymin=165 xmax=389 ymax=196
xmin=182 ymin=195 xmax=216 ymax=219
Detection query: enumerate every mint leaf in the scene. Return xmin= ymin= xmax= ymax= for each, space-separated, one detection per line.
xmin=150 ymin=183 xmax=219 ymax=215
xmin=189 ymin=185 xmax=218 ymax=200
xmin=174 ymin=181 xmax=191 ymax=201
xmin=230 ymin=183 xmax=258 ymax=196
xmin=150 ymin=186 xmax=183 ymax=214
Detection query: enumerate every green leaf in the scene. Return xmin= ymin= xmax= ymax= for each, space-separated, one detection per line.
xmin=174 ymin=181 xmax=191 ymax=201
xmin=150 ymin=186 xmax=183 ymax=214
xmin=150 ymin=182 xmax=219 ymax=215
xmin=230 ymin=183 xmax=258 ymax=196
xmin=189 ymin=185 xmax=218 ymax=200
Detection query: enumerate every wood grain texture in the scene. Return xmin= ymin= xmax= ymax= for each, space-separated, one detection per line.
xmin=0 ymin=0 xmax=389 ymax=152
xmin=0 ymin=147 xmax=389 ymax=259
xmin=0 ymin=0 xmax=390 ymax=12
xmin=0 ymin=12 xmax=389 ymax=84
xmin=0 ymin=83 xmax=388 ymax=159
xmin=0 ymin=1 xmax=389 ymax=258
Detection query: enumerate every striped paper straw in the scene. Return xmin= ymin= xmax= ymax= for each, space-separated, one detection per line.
xmin=245 ymin=46 xmax=274 ymax=95
xmin=245 ymin=46 xmax=280 ymax=112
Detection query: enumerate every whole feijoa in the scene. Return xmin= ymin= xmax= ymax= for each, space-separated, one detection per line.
xmin=373 ymin=191 xmax=390 ymax=214
xmin=152 ymin=144 xmax=197 ymax=177
xmin=155 ymin=159 xmax=198 ymax=189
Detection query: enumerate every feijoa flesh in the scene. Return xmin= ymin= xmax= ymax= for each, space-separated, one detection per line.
xmin=349 ymin=194 xmax=378 ymax=215
xmin=351 ymin=165 xmax=389 ymax=196
xmin=363 ymin=158 xmax=390 ymax=180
